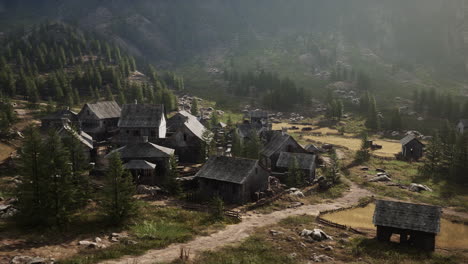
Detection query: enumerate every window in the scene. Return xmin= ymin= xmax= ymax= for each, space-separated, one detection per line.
xmin=126 ymin=130 xmax=130 ymax=134
xmin=133 ymin=130 xmax=140 ymax=136
xmin=183 ymin=134 xmax=188 ymax=141
xmin=151 ymin=131 xmax=156 ymax=138
xmin=87 ymin=110 xmax=90 ymax=115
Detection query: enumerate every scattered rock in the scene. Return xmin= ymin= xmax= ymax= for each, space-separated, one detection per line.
xmin=287 ymin=202 xmax=304 ymax=208
xmin=299 ymin=242 xmax=307 ymax=248
xmin=310 ymin=253 xmax=334 ymax=262
xmin=269 ymin=230 xmax=284 ymax=236
xmin=376 ymin=168 xmax=386 ymax=173
xmin=95 ymin=237 xmax=102 ymax=243
xmin=136 ymin=185 xmax=161 ymax=196
xmin=339 ymin=238 xmax=349 ymax=244
xmin=287 ymin=236 xmax=296 ymax=242
xmin=324 ymin=245 xmax=333 ymax=251
xmin=288 ymin=252 xmax=297 ymax=259
xmin=360 ymin=166 xmax=369 ymax=171
xmin=409 ymin=183 xmax=433 ymax=192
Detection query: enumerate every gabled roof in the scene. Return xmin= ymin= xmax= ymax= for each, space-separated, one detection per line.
xmin=124 ymin=160 xmax=157 ymax=170
xmin=261 ymin=133 xmax=303 ymax=158
xmin=373 ymin=200 xmax=441 ymax=234
xmin=304 ymin=144 xmax=321 ymax=153
xmin=118 ymin=104 xmax=165 ymax=128
xmin=41 ymin=109 xmax=78 ymax=121
xmin=168 ymin=111 xmax=207 ymax=140
xmin=458 ymin=119 xmax=468 ymax=128
xmin=195 ymin=156 xmax=263 ymax=184
xmin=276 ymin=152 xmax=316 ymax=170
xmin=106 ymin=142 xmax=174 ymax=159
xmin=84 ymin=101 xmax=121 ymax=119
xmin=58 ymin=124 xmax=93 ymax=149
xmin=400 ymin=135 xmax=424 ymax=146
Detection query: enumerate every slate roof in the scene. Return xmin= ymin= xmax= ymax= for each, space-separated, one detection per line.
xmin=41 ymin=109 xmax=78 ymax=121
xmin=458 ymin=119 xmax=468 ymax=128
xmin=400 ymin=135 xmax=424 ymax=146
xmin=119 ymin=104 xmax=165 ymax=128
xmin=261 ymin=133 xmax=303 ymax=158
xmin=195 ymin=156 xmax=262 ymax=184
xmin=124 ymin=160 xmax=157 ymax=170
xmin=276 ymin=152 xmax=316 ymax=170
xmin=237 ymin=122 xmax=264 ymax=138
xmin=168 ymin=111 xmax=207 ymax=140
xmin=106 ymin=142 xmax=174 ymax=159
xmin=58 ymin=124 xmax=93 ymax=149
xmin=85 ymin=101 xmax=121 ymax=119
xmin=373 ymin=200 xmax=441 ymax=234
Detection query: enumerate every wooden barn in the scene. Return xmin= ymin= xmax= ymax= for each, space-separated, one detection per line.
xmin=373 ymin=200 xmax=441 ymax=251
xmin=400 ymin=135 xmax=424 ymax=160
xmin=78 ymin=101 xmax=121 ymax=140
xmin=106 ymin=140 xmax=175 ymax=185
xmin=275 ymin=152 xmax=317 ymax=182
xmin=166 ymin=110 xmax=209 ymax=163
xmin=115 ymin=103 xmax=166 ymax=145
xmin=260 ymin=132 xmax=307 ymax=170
xmin=195 ymin=156 xmax=270 ymax=204
xmin=41 ymin=108 xmax=79 ymax=131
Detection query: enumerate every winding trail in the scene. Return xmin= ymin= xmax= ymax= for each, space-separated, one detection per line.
xmin=101 ymin=182 xmax=372 ymax=264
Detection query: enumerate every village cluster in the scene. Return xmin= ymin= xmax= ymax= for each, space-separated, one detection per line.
xmin=39 ymin=99 xmax=320 ymax=205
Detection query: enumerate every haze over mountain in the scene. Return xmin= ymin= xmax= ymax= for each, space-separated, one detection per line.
xmin=1 ymin=0 xmax=467 ymax=76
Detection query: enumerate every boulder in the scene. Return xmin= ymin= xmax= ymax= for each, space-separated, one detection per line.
xmin=290 ymin=190 xmax=305 ymax=198
xmin=136 ymin=185 xmax=161 ymax=196
xmin=409 ymin=183 xmax=433 ymax=193
xmin=376 ymin=168 xmax=386 ymax=173
xmin=10 ymin=256 xmax=48 ymax=264
xmin=78 ymin=240 xmax=99 ymax=248
xmin=360 ymin=166 xmax=369 ymax=171
xmin=310 ymin=253 xmax=334 ymax=263
xmin=368 ymin=175 xmax=392 ymax=182
xmin=269 ymin=230 xmax=284 ymax=236
xmin=300 ymin=229 xmax=332 ymax=241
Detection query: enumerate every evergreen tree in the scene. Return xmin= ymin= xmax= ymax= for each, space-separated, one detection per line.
xmin=43 ymin=130 xmax=76 ymax=227
xmin=354 ymin=133 xmax=371 ymax=164
xmin=16 ymin=126 xmax=47 ymax=226
xmin=365 ymin=96 xmax=380 ymax=131
xmin=103 ymin=152 xmax=137 ymax=224
xmin=231 ymin=129 xmax=243 ymax=157
xmin=286 ymin=157 xmax=305 ymax=187
xmin=165 ymin=155 xmax=182 ymax=195
xmin=390 ymin=108 xmax=403 ymax=130
xmin=420 ymin=133 xmax=443 ymax=180
xmin=243 ymin=130 xmax=261 ymax=159
xmin=191 ymin=98 xmax=199 ymax=116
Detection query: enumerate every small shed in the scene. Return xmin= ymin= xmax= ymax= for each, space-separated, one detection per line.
xmin=195 ymin=156 xmax=269 ymax=204
xmin=123 ymin=160 xmax=157 ymax=185
xmin=275 ymin=152 xmax=316 ymax=182
xmin=400 ymin=135 xmax=424 ymax=160
xmin=373 ymin=200 xmax=441 ymax=251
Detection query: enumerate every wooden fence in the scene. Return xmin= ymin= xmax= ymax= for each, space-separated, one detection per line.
xmin=182 ymin=204 xmax=242 ymax=221
xmin=316 ymin=198 xmax=375 ymax=235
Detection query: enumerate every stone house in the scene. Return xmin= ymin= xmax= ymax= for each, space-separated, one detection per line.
xmin=166 ymin=110 xmax=209 ymax=163
xmin=260 ymin=132 xmax=307 ymax=170
xmin=115 ymin=103 xmax=167 ymax=145
xmin=195 ymin=156 xmax=269 ymax=204
xmin=78 ymin=101 xmax=121 ymax=140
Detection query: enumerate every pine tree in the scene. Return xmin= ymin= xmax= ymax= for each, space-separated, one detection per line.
xmin=165 ymin=155 xmax=182 ymax=195
xmin=103 ymin=152 xmax=137 ymax=224
xmin=43 ymin=130 xmax=76 ymax=227
xmin=390 ymin=108 xmax=403 ymax=130
xmin=191 ymin=98 xmax=199 ymax=116
xmin=365 ymin=96 xmax=380 ymax=131
xmin=243 ymin=130 xmax=261 ymax=159
xmin=420 ymin=133 xmax=443 ymax=180
xmin=16 ymin=126 xmax=47 ymax=226
xmin=231 ymin=129 xmax=243 ymax=157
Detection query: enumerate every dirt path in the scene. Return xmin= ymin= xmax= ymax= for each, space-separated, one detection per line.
xmin=101 ymin=182 xmax=372 ymax=264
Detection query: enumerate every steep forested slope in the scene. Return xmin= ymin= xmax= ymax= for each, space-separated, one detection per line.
xmin=0 ymin=0 xmax=465 ymax=76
